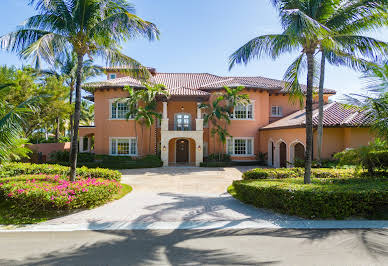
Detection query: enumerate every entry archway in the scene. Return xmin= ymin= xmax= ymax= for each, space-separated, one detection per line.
xmin=289 ymin=141 xmax=305 ymax=167
xmin=274 ymin=139 xmax=287 ymax=168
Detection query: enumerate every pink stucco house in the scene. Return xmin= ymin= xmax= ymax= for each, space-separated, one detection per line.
xmin=80 ymin=67 xmax=373 ymax=167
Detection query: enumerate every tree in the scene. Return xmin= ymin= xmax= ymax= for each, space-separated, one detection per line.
xmin=313 ymin=0 xmax=387 ymax=163
xmin=0 ymin=84 xmax=38 ymax=162
xmin=229 ymin=0 xmax=387 ymax=184
xmin=1 ymin=0 xmax=159 ymax=181
xmin=39 ymin=52 xmax=102 ymax=138
xmin=80 ymin=100 xmax=94 ymax=126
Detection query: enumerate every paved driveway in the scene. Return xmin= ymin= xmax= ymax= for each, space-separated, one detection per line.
xmin=4 ymin=166 xmax=388 ymax=231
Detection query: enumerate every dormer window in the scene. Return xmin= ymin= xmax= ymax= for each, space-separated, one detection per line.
xmin=109 ymin=73 xmax=117 ymax=79
xmin=271 ymin=106 xmax=283 ymax=117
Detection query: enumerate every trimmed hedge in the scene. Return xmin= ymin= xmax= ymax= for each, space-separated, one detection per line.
xmin=231 ymin=177 xmax=388 ymax=219
xmin=50 ymin=154 xmax=163 ymax=170
xmin=200 ymin=161 xmax=263 ymax=167
xmin=0 ymin=163 xmax=121 ymax=181
xmin=242 ymin=168 xmax=354 ymax=180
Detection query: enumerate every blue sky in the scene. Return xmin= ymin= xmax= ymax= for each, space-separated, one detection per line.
xmin=1 ymin=0 xmax=387 ymax=100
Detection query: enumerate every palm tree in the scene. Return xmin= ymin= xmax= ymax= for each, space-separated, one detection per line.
xmin=229 ymin=0 xmax=387 ymax=184
xmin=1 ymin=0 xmax=159 ymax=180
xmin=0 ymin=84 xmax=38 ymax=162
xmin=313 ymin=0 xmax=388 ymax=163
xmin=80 ymin=100 xmax=94 ymax=126
xmin=200 ymin=95 xmax=230 ymax=160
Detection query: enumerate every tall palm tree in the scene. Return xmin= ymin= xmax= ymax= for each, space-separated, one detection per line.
xmin=1 ymin=0 xmax=159 ymax=180
xmin=80 ymin=99 xmax=94 ymax=126
xmin=229 ymin=0 xmax=387 ymax=183
xmin=314 ymin=0 xmax=388 ymax=163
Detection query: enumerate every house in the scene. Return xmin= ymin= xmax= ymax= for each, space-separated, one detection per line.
xmin=79 ymin=67 xmax=373 ymax=167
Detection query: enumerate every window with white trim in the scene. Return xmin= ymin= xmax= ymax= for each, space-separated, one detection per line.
xmin=227 ymin=138 xmax=254 ymax=156
xmin=109 ymin=73 xmax=117 ymax=79
xmin=110 ymin=138 xmax=137 ymax=156
xmin=231 ymin=104 xmax=253 ymax=119
xmin=271 ymin=106 xmax=283 ymax=117
xmin=110 ymin=99 xmax=132 ymax=119
xmin=175 ymin=113 xmax=191 ymax=131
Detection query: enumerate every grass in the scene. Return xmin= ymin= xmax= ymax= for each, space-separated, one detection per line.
xmin=0 ymin=183 xmax=133 ymax=225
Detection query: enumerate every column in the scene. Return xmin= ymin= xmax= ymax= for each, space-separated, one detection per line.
xmin=161 ymin=139 xmax=169 ymax=166
xmin=163 ymin=101 xmax=168 ymax=119
xmin=197 ymin=103 xmax=202 ymax=119
xmin=196 ymin=103 xmax=203 ymax=131
xmin=195 ymin=136 xmax=204 ymax=166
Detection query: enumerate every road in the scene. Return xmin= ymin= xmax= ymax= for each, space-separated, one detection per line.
xmin=1 ymin=229 xmax=387 ymax=265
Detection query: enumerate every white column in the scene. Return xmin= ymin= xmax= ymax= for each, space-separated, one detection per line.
xmin=87 ymin=136 xmax=91 ymax=152
xmin=163 ymin=101 xmax=168 ymax=119
xmin=197 ymin=103 xmax=202 ymax=119
xmin=195 ymin=136 xmax=204 ymax=166
xmin=274 ymin=145 xmax=280 ymax=168
xmin=79 ymin=137 xmax=84 ymax=153
xmin=161 ymin=138 xmax=169 ymax=167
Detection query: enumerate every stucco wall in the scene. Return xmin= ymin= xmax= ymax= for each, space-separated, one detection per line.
xmin=28 ymin=142 xmax=71 ymax=160
xmin=93 ymin=89 xmax=156 ymax=156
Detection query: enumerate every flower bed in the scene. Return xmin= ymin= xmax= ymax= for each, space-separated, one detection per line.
xmin=0 ymin=175 xmax=121 ymax=211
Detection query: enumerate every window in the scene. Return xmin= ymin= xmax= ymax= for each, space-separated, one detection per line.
xmin=110 ymin=100 xmax=132 ymax=119
xmin=175 ymin=113 xmax=191 ymax=131
xmin=227 ymin=138 xmax=253 ymax=156
xmin=271 ymin=106 xmax=282 ymax=117
xmin=110 ymin=138 xmax=137 ymax=156
xmin=231 ymin=103 xmax=253 ymax=119
xmin=109 ymin=73 xmax=117 ymax=79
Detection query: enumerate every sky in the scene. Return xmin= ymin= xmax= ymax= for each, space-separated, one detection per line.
xmin=0 ymin=0 xmax=387 ymax=100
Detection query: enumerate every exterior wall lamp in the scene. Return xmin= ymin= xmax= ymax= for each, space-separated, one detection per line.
xmin=198 ymin=145 xmax=201 ymax=151
xmin=162 ymin=146 xmax=167 ymax=151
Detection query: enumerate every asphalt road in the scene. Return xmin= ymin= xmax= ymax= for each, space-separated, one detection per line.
xmin=1 ymin=229 xmax=387 ymax=265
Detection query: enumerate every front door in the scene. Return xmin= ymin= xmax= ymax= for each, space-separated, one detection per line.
xmin=176 ymin=139 xmax=189 ymax=163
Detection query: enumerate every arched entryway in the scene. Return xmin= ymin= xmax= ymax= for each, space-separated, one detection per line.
xmin=279 ymin=142 xmax=287 ymax=168
xmin=176 ymin=139 xmax=189 ymax=163
xmin=289 ymin=141 xmax=305 ymax=166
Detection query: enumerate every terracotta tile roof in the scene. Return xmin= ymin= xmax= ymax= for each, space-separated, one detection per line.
xmin=83 ymin=72 xmax=336 ymax=95
xmin=167 ymin=87 xmax=210 ymax=96
xmin=261 ymin=102 xmax=371 ymax=130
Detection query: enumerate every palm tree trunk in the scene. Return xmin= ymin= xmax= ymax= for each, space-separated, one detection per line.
xmin=149 ymin=125 xmax=152 ymax=155
xmin=304 ymin=52 xmax=315 ymax=184
xmin=69 ymin=54 xmax=84 ymax=181
xmin=317 ymin=52 xmax=325 ymax=164
xmin=69 ymin=83 xmax=74 ymax=141
xmin=55 ymin=117 xmax=60 ymax=142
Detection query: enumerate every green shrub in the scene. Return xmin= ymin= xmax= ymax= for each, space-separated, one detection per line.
xmin=334 ymin=139 xmax=388 ymax=174
xmin=0 ymin=175 xmax=121 ymax=212
xmin=242 ymin=168 xmax=354 ymax=180
xmin=206 ymin=153 xmax=231 ymax=162
xmin=50 ymin=151 xmax=95 ymax=163
xmin=294 ymin=158 xmax=339 ymax=168
xmin=0 ymin=162 xmax=121 ymax=181
xmin=231 ymin=177 xmax=388 ymax=219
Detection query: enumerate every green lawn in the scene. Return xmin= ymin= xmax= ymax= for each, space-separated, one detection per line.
xmin=0 ymin=183 xmax=132 ymax=225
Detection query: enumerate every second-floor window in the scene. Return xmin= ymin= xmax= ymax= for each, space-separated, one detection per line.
xmin=271 ymin=106 xmax=283 ymax=117
xmin=175 ymin=113 xmax=191 ymax=131
xmin=231 ymin=103 xmax=253 ymax=120
xmin=111 ymin=100 xmax=130 ymax=119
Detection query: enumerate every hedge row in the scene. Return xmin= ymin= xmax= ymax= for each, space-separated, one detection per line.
xmin=0 ymin=163 xmax=122 ymax=181
xmin=231 ymin=177 xmax=388 ymax=219
xmin=242 ymin=168 xmax=355 ymax=180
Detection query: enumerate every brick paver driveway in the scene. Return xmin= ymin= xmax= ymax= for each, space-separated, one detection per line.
xmin=33 ymin=166 xmax=301 ymax=228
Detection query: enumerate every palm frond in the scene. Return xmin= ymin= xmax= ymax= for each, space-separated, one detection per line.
xmin=229 ymin=34 xmax=299 ymax=69
xmin=283 ymin=53 xmax=306 ymax=107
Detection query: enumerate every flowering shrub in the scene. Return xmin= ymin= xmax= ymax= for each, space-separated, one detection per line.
xmin=0 ymin=174 xmax=122 ymax=211
xmin=0 ymin=163 xmax=121 ymax=181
